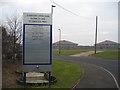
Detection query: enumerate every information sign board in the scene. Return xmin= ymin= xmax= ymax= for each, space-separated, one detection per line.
xmin=23 ymin=13 xmax=52 ymax=72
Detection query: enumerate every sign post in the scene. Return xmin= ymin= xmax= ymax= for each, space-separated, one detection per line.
xmin=23 ymin=72 xmax=26 ymax=88
xmin=23 ymin=13 xmax=52 ymax=87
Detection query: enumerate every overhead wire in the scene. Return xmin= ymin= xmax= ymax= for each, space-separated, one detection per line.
xmin=50 ymin=0 xmax=94 ymax=19
xmin=50 ymin=0 xmax=97 ymax=46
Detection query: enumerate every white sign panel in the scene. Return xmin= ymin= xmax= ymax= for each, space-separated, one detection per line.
xmin=23 ymin=13 xmax=52 ymax=72
xmin=23 ymin=13 xmax=52 ymax=24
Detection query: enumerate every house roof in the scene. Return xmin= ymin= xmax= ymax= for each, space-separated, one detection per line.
xmin=53 ymin=40 xmax=78 ymax=45
xmin=97 ymin=40 xmax=118 ymax=44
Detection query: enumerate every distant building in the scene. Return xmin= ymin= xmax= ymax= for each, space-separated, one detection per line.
xmin=78 ymin=45 xmax=94 ymax=49
xmin=96 ymin=40 xmax=119 ymax=49
xmin=53 ymin=40 xmax=78 ymax=50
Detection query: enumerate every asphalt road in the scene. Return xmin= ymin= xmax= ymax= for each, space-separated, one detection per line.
xmin=0 ymin=57 xmax=2 ymax=89
xmin=0 ymin=58 xmax=2 ymax=90
xmin=0 ymin=66 xmax=1 ymax=90
xmin=53 ymin=55 xmax=119 ymax=88
xmin=0 ymin=44 xmax=2 ymax=89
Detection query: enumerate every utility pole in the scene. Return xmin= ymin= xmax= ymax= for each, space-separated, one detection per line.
xmin=95 ymin=16 xmax=98 ymax=54
xmin=59 ymin=29 xmax=61 ymax=54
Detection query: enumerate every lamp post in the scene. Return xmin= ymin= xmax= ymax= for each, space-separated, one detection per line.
xmin=51 ymin=5 xmax=56 ymax=14
xmin=48 ymin=5 xmax=56 ymax=88
xmin=95 ymin=16 xmax=98 ymax=54
xmin=58 ymin=29 xmax=61 ymax=54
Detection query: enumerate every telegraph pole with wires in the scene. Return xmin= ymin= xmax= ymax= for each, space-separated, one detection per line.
xmin=95 ymin=16 xmax=98 ymax=54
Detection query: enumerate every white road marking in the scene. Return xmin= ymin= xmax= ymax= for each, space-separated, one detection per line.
xmin=99 ymin=66 xmax=120 ymax=90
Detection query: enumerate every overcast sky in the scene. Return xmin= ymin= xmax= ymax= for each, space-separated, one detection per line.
xmin=0 ymin=0 xmax=119 ymax=45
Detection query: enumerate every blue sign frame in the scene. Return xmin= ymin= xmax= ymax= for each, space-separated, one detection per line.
xmin=23 ymin=24 xmax=52 ymax=65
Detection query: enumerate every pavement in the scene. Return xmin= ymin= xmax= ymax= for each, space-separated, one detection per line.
xmin=70 ymin=51 xmax=104 ymax=57
xmin=0 ymin=31 xmax=2 ymax=90
xmin=0 ymin=68 xmax=1 ymax=90
xmin=0 ymin=57 xmax=2 ymax=89
xmin=53 ymin=55 xmax=119 ymax=88
xmin=0 ymin=50 xmax=1 ymax=89
xmin=0 ymin=39 xmax=2 ymax=89
xmin=73 ymin=62 xmax=117 ymax=88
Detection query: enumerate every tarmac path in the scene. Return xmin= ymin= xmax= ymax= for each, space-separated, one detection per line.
xmin=0 ymin=31 xmax=2 ymax=90
xmin=0 ymin=55 xmax=2 ymax=89
xmin=53 ymin=55 xmax=119 ymax=88
xmin=70 ymin=51 xmax=104 ymax=57
xmin=0 ymin=64 xmax=1 ymax=90
xmin=0 ymin=58 xmax=1 ymax=90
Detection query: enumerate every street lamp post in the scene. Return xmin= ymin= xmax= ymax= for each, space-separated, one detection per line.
xmin=51 ymin=5 xmax=56 ymax=14
xmin=95 ymin=16 xmax=98 ymax=54
xmin=48 ymin=5 xmax=56 ymax=88
xmin=58 ymin=29 xmax=61 ymax=54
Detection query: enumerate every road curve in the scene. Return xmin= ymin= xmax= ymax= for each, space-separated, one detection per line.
xmin=53 ymin=55 xmax=119 ymax=88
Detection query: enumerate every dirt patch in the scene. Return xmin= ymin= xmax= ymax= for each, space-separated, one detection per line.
xmin=2 ymin=59 xmax=22 ymax=88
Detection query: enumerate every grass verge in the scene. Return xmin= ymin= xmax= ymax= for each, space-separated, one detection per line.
xmin=12 ymin=60 xmax=84 ymax=88
xmin=92 ymin=50 xmax=118 ymax=60
xmin=33 ymin=60 xmax=84 ymax=88
xmin=51 ymin=60 xmax=84 ymax=88
xmin=53 ymin=50 xmax=88 ymax=56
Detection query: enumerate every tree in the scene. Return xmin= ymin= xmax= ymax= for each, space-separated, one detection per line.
xmin=1 ymin=26 xmax=22 ymax=62
xmin=6 ymin=14 xmax=22 ymax=61
xmin=1 ymin=26 xmax=13 ymax=60
xmin=6 ymin=14 xmax=22 ymax=44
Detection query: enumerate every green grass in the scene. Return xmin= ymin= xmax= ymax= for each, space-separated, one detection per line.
xmin=13 ymin=60 xmax=84 ymax=88
xmin=92 ymin=50 xmax=119 ymax=60
xmin=34 ymin=60 xmax=84 ymax=88
xmin=53 ymin=50 xmax=88 ymax=56
xmin=51 ymin=60 xmax=84 ymax=88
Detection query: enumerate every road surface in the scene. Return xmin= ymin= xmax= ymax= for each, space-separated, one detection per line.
xmin=53 ymin=55 xmax=119 ymax=88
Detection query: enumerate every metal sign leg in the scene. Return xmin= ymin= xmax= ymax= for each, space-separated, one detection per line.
xmin=24 ymin=72 xmax=26 ymax=88
xmin=49 ymin=72 xmax=51 ymax=88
